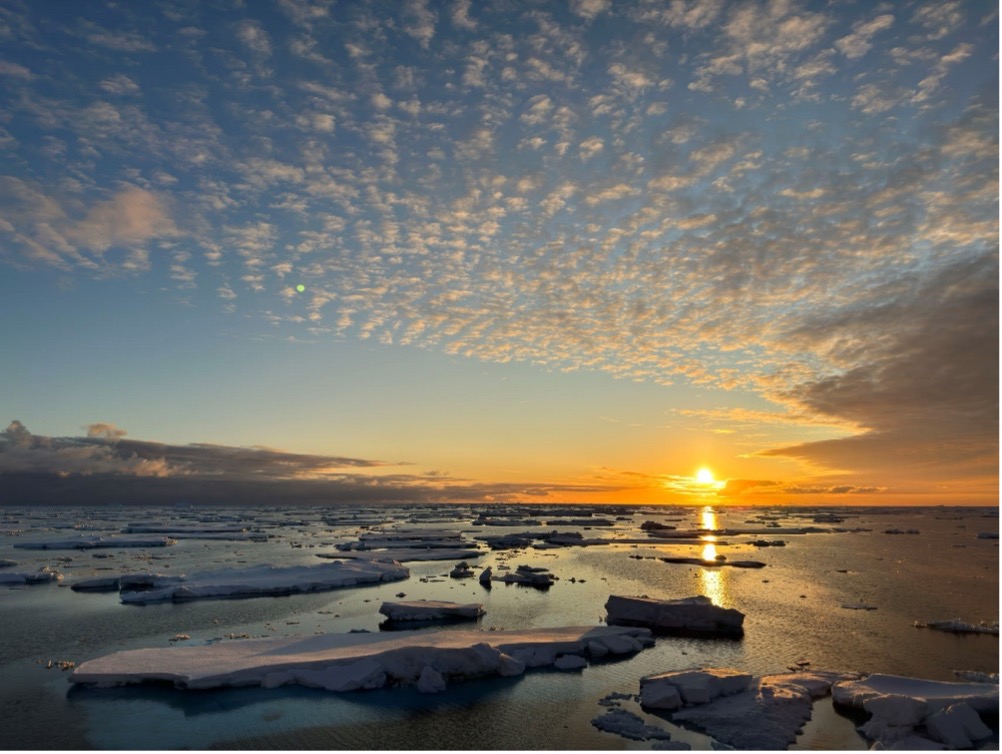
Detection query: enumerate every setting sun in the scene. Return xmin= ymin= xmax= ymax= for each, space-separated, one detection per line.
xmin=696 ymin=467 xmax=715 ymax=484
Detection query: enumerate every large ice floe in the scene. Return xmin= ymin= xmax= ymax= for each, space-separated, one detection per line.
xmin=832 ymin=673 xmax=999 ymax=749
xmin=605 ymin=595 xmax=744 ymax=637
xmin=14 ymin=535 xmax=176 ymax=550
xmin=115 ymin=561 xmax=409 ymax=604
xmin=378 ymin=600 xmax=484 ymax=622
xmin=70 ymin=625 xmax=653 ymax=693
xmin=639 ymin=667 xmax=856 ymax=750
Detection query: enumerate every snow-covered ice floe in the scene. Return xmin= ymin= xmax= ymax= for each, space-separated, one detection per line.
xmin=605 ymin=595 xmax=744 ymax=637
xmin=0 ymin=566 xmax=63 ymax=585
xmin=319 ymin=548 xmax=483 ymax=563
xmin=14 ymin=535 xmax=176 ymax=550
xmin=117 ymin=561 xmax=409 ymax=604
xmin=70 ymin=625 xmax=653 ymax=693
xmin=913 ymin=618 xmax=999 ymax=635
xmin=654 ymin=668 xmax=856 ymax=750
xmin=378 ymin=600 xmax=484 ymax=622
xmin=833 ymin=673 xmax=999 ymax=749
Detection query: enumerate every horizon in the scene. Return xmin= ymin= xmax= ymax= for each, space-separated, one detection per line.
xmin=1 ymin=0 xmax=997 ymax=507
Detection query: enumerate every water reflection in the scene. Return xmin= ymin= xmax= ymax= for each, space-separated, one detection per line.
xmin=699 ymin=506 xmax=729 ymax=606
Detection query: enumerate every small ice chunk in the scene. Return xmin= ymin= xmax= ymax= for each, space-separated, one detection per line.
xmin=641 ymin=668 xmax=752 ymax=708
xmin=416 ymin=666 xmax=447 ymax=693
xmin=924 ymin=703 xmax=992 ymax=748
xmin=863 ymin=694 xmax=928 ymax=726
xmin=914 ymin=618 xmax=999 ymax=635
xmin=553 ymin=654 xmax=587 ymax=671
xmin=591 ymin=709 xmax=673 ymax=741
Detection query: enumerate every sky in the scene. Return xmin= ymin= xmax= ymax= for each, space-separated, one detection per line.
xmin=0 ymin=0 xmax=997 ymax=507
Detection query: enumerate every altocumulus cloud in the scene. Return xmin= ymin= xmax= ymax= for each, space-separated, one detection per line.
xmin=0 ymin=1 xmax=996 ymax=492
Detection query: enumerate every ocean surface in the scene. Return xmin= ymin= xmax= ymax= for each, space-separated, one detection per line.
xmin=0 ymin=503 xmax=997 ymax=750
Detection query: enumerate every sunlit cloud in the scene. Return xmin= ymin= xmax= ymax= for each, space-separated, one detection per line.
xmin=0 ymin=0 xmax=994 ymax=501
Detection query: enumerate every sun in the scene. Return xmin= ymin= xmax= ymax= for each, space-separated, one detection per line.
xmin=696 ymin=467 xmax=715 ymax=485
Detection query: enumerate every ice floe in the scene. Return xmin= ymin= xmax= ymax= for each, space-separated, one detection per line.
xmin=0 ymin=566 xmax=63 ymax=585
xmin=913 ymin=618 xmax=999 ymax=635
xmin=116 ymin=561 xmax=409 ymax=604
xmin=378 ymin=600 xmax=484 ymax=622
xmin=591 ymin=708 xmax=675 ymax=742
xmin=320 ymin=547 xmax=482 ymax=562
xmin=659 ymin=555 xmax=766 ymax=569
xmin=494 ymin=564 xmax=555 ymax=588
xmin=668 ymin=669 xmax=855 ymax=749
xmin=14 ymin=535 xmax=176 ymax=550
xmin=605 ymin=595 xmax=745 ymax=637
xmin=70 ymin=625 xmax=654 ymax=693
xmin=641 ymin=668 xmax=753 ymax=709
xmin=833 ymin=673 xmax=999 ymax=749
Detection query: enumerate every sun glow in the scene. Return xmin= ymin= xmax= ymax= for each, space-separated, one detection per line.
xmin=696 ymin=467 xmax=715 ymax=484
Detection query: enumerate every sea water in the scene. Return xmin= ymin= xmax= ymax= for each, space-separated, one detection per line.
xmin=0 ymin=504 xmax=996 ymax=750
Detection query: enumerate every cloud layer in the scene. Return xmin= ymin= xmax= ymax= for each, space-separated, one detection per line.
xmin=0 ymin=0 xmax=996 ymax=496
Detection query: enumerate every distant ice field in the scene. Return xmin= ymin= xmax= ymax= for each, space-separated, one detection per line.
xmin=0 ymin=503 xmax=996 ymax=750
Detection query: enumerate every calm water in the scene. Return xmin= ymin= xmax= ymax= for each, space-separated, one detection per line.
xmin=0 ymin=504 xmax=997 ymax=750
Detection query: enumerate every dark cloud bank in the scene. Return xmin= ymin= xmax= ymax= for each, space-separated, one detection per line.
xmin=0 ymin=421 xmax=620 ymax=505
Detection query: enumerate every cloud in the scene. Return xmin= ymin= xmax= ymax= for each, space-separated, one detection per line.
xmin=0 ymin=421 xmax=631 ymax=505
xmin=69 ymin=186 xmax=178 ymax=253
xmin=236 ymin=20 xmax=272 ymax=56
xmin=763 ymin=255 xmax=998 ymax=485
xmin=835 ymin=14 xmax=895 ymax=59
xmin=86 ymin=423 xmax=127 ymax=440
xmin=569 ymin=0 xmax=611 ymax=21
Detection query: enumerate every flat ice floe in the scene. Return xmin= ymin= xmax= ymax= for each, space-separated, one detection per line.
xmin=665 ymin=669 xmax=856 ymax=750
xmin=605 ymin=595 xmax=745 ymax=637
xmin=379 ymin=600 xmax=484 ymax=621
xmin=70 ymin=625 xmax=653 ymax=693
xmin=913 ymin=618 xmax=999 ymax=635
xmin=117 ymin=561 xmax=409 ymax=604
xmin=833 ymin=674 xmax=998 ymax=748
xmin=14 ymin=535 xmax=176 ymax=550
xmin=0 ymin=566 xmax=63 ymax=585
xmin=319 ymin=547 xmax=483 ymax=562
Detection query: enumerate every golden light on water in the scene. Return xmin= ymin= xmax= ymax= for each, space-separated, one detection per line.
xmin=701 ymin=505 xmax=718 ymax=534
xmin=699 ymin=506 xmax=728 ymax=605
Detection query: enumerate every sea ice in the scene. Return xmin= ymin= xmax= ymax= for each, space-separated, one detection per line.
xmin=590 ymin=709 xmax=674 ymax=741
xmin=669 ymin=670 xmax=853 ymax=750
xmin=320 ymin=547 xmax=483 ymax=562
xmin=14 ymin=535 xmax=175 ymax=550
xmin=0 ymin=566 xmax=63 ymax=585
xmin=833 ymin=674 xmax=998 ymax=749
xmin=952 ymin=670 xmax=999 ymax=684
xmin=605 ymin=595 xmax=745 ymax=637
xmin=70 ymin=625 xmax=654 ymax=693
xmin=640 ymin=668 xmax=753 ymax=709
xmin=378 ymin=600 xmax=484 ymax=622
xmin=494 ymin=564 xmax=555 ymax=588
xmin=659 ymin=556 xmax=766 ymax=569
xmin=117 ymin=561 xmax=409 ymax=604
xmin=913 ymin=618 xmax=999 ymax=635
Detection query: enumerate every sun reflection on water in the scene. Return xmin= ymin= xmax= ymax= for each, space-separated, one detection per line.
xmin=699 ymin=506 xmax=729 ymax=605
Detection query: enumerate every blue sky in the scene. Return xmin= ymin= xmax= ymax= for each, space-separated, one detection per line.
xmin=0 ymin=0 xmax=997 ymax=505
